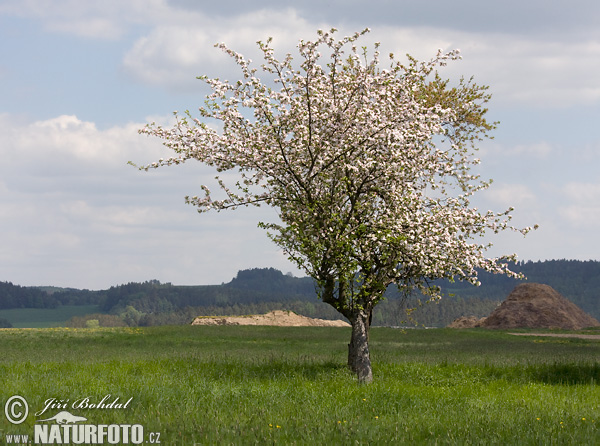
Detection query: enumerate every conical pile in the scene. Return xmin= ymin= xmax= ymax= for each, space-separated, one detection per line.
xmin=481 ymin=283 xmax=599 ymax=330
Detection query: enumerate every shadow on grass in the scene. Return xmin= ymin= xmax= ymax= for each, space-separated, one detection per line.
xmin=486 ymin=362 xmax=600 ymax=385
xmin=251 ymin=360 xmax=350 ymax=380
xmin=201 ymin=357 xmax=350 ymax=381
xmin=201 ymin=357 xmax=600 ymax=385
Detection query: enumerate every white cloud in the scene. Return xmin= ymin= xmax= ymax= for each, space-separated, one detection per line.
xmin=0 ymin=0 xmax=175 ymax=39
xmin=0 ymin=113 xmax=170 ymax=167
xmin=381 ymin=30 xmax=600 ymax=108
xmin=510 ymin=142 xmax=553 ymax=158
xmin=48 ymin=16 xmax=123 ymax=40
xmin=559 ymin=182 xmax=600 ymax=228
xmin=560 ymin=205 xmax=600 ymax=228
xmin=480 ymin=141 xmax=554 ymax=161
xmin=563 ymin=182 xmax=600 ymax=202
xmin=122 ymin=16 xmax=600 ymax=108
xmin=121 ymin=20 xmax=460 ymax=91
xmin=478 ymin=38 xmax=600 ymax=107
xmin=4 ymin=1 xmax=600 ymax=107
xmin=479 ymin=180 xmax=600 ymax=261
xmin=480 ymin=183 xmax=537 ymax=210
xmin=578 ymin=141 xmax=600 ymax=162
xmin=122 ymin=9 xmax=325 ymax=89
xmin=0 ymin=113 xmax=299 ymax=288
xmin=1 ymin=0 xmax=123 ymax=39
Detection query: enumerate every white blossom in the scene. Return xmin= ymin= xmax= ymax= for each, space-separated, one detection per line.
xmin=135 ymin=29 xmax=536 ymax=380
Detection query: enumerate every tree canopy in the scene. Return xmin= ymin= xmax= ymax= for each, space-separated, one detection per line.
xmin=136 ymin=28 xmax=535 ymax=382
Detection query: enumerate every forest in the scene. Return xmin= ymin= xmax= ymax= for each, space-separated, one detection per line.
xmin=0 ymin=260 xmax=599 ymax=328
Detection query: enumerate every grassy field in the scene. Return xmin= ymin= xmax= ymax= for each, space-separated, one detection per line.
xmin=1 ymin=326 xmax=599 ymax=445
xmin=0 ymin=305 xmax=100 ymax=328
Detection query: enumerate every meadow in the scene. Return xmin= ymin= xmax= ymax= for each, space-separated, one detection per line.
xmin=1 ymin=325 xmax=599 ymax=445
xmin=0 ymin=305 xmax=100 ymax=328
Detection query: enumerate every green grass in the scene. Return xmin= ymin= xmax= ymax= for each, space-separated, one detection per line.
xmin=0 ymin=305 xmax=101 ymax=328
xmin=1 ymin=326 xmax=599 ymax=444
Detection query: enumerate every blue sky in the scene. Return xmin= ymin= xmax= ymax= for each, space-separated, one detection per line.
xmin=1 ymin=1 xmax=599 ymax=289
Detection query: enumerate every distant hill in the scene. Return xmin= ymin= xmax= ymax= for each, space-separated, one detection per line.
xmin=1 ymin=260 xmax=599 ymax=327
xmin=0 ymin=281 xmax=64 ymax=309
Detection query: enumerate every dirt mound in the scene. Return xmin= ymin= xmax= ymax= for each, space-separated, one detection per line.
xmin=447 ymin=316 xmax=487 ymax=328
xmin=480 ymin=283 xmax=600 ymax=330
xmin=191 ymin=310 xmax=350 ymax=327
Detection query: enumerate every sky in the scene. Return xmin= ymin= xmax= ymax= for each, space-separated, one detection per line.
xmin=1 ymin=0 xmax=599 ymax=289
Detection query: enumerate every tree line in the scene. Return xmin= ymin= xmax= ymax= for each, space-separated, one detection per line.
xmin=1 ymin=260 xmax=599 ymax=328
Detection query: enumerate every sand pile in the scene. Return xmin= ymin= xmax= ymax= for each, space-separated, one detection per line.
xmin=191 ymin=310 xmax=350 ymax=327
xmin=447 ymin=316 xmax=487 ymax=329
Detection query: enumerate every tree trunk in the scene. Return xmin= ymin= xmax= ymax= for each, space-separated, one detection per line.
xmin=347 ymin=308 xmax=373 ymax=383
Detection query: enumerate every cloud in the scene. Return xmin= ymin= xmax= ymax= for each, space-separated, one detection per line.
xmin=478 ymin=184 xmax=538 ymax=218
xmin=477 ymin=38 xmax=600 ymax=107
xmin=6 ymin=0 xmax=600 ymax=40
xmin=478 ymin=179 xmax=600 ymax=261
xmin=559 ymin=183 xmax=600 ymax=228
xmin=123 ymin=15 xmax=600 ymax=108
xmin=578 ymin=141 xmax=600 ymax=162
xmin=480 ymin=141 xmax=554 ymax=161
xmin=121 ymin=18 xmax=461 ymax=92
xmin=4 ymin=1 xmax=599 ymax=107
xmin=0 ymin=114 xmax=165 ymax=167
xmin=0 ymin=114 xmax=175 ymax=246
xmin=159 ymin=0 xmax=600 ymax=38
xmin=563 ymin=182 xmax=600 ymax=202
xmin=122 ymin=9 xmax=325 ymax=90
xmin=509 ymin=143 xmax=553 ymax=158
xmin=0 ymin=113 xmax=298 ymax=288
xmin=48 ymin=17 xmax=124 ymax=40
xmin=0 ymin=0 xmax=197 ymax=40
xmin=0 ymin=0 xmax=128 ymax=39
xmin=380 ymin=30 xmax=600 ymax=108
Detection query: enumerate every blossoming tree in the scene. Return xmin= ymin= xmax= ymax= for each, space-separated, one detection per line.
xmin=136 ymin=29 xmax=535 ymax=383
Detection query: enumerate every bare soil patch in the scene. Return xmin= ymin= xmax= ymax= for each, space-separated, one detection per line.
xmin=191 ymin=310 xmax=350 ymax=327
